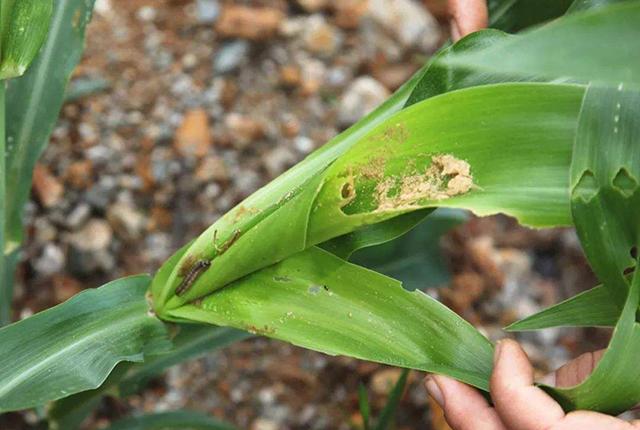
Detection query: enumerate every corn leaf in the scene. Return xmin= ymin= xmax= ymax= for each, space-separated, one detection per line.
xmin=0 ymin=276 xmax=170 ymax=412
xmin=169 ymin=246 xmax=495 ymax=390
xmin=374 ymin=369 xmax=409 ymax=430
xmin=0 ymin=0 xmax=52 ymax=79
xmin=541 ymin=84 xmax=640 ymax=414
xmin=153 ymin=83 xmax=584 ymax=316
xmin=4 ymin=0 xmax=96 ymax=252
xmin=103 ymin=411 xmax=237 ymax=430
xmin=488 ymin=0 xmax=573 ymax=32
xmin=506 ymin=285 xmax=619 ymax=330
xmin=445 ymin=2 xmax=640 ymax=86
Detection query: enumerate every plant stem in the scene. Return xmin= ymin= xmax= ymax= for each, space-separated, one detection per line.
xmin=0 ymin=81 xmax=8 ymax=325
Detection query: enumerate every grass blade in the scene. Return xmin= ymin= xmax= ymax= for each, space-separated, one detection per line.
xmin=4 ymin=0 xmax=95 ymax=252
xmin=446 ymin=2 xmax=640 ymax=85
xmin=374 ymin=369 xmax=409 ymax=430
xmin=0 ymin=276 xmax=170 ymax=412
xmin=358 ymin=383 xmax=371 ymax=430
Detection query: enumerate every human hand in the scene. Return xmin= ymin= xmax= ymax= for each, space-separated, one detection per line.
xmin=425 ymin=339 xmax=640 ymax=429
xmin=447 ymin=0 xmax=488 ymax=40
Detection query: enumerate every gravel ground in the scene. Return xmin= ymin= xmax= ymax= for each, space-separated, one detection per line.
xmin=3 ymin=1 xmax=612 ymax=429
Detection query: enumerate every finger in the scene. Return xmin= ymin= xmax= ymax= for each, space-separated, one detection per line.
xmin=490 ymin=339 xmax=565 ymax=430
xmin=426 ymin=374 xmax=506 ymax=430
xmin=447 ymin=0 xmax=489 ymax=40
xmin=554 ymin=349 xmax=606 ymax=388
xmin=556 ymin=411 xmax=639 ymax=430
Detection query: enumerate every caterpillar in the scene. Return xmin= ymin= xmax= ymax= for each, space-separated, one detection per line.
xmin=175 ymin=259 xmax=211 ymax=296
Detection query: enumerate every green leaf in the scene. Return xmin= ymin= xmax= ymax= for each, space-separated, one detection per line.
xmin=103 ymin=411 xmax=237 ymax=430
xmin=0 ymin=275 xmax=170 ymax=412
xmin=374 ymin=369 xmax=408 ymax=430
xmin=168 ymin=246 xmax=495 ymax=390
xmin=5 ymin=0 xmax=95 ymax=252
xmin=154 ymin=83 xmax=585 ymax=316
xmin=544 ymin=268 xmax=640 ymax=414
xmin=488 ymin=0 xmax=574 ymax=32
xmin=48 ymin=325 xmax=248 ymax=429
xmin=540 ymin=83 xmax=640 ymax=414
xmin=566 ymin=0 xmax=631 ymax=13
xmin=0 ymin=0 xmax=52 ymax=79
xmin=506 ymin=285 xmax=620 ymax=330
xmin=445 ymin=2 xmax=640 ymax=86
xmin=349 ymin=209 xmax=468 ymax=290
xmin=358 ymin=383 xmax=371 ymax=430
xmin=570 ymin=84 xmax=640 ymax=307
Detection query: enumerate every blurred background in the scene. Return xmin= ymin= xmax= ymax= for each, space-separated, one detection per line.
xmin=4 ymin=0 xmax=609 ymax=428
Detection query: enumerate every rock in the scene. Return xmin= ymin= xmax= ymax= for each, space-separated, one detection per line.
xmin=279 ymin=65 xmax=302 ymax=88
xmin=372 ymin=63 xmax=418 ymax=90
xmin=136 ymin=6 xmax=157 ymax=22
xmin=175 ymin=109 xmax=212 ymax=158
xmin=370 ymin=368 xmax=403 ymax=395
xmin=337 ymin=76 xmax=390 ymax=126
xmin=302 ymin=15 xmax=342 ymax=56
xmin=33 ymin=243 xmax=65 ymax=277
xmin=32 ymin=163 xmax=64 ymax=208
xmin=215 ymin=5 xmax=284 ymax=41
xmin=33 ymin=217 xmax=57 ymax=243
xmin=280 ymin=115 xmax=300 ymax=138
xmin=66 ymin=219 xmax=114 ymax=275
xmin=85 ymin=176 xmax=118 ymax=210
xmin=368 ymin=0 xmax=440 ymax=51
xmin=263 ymin=147 xmax=297 ymax=177
xmin=332 ymin=0 xmax=369 ymax=29
xmin=64 ymin=203 xmax=91 ymax=230
xmin=213 ymin=40 xmax=250 ymax=74
xmin=107 ymin=202 xmax=147 ymax=240
xmin=64 ymin=159 xmax=94 ymax=189
xmin=195 ymin=155 xmax=228 ymax=183
xmin=195 ymin=0 xmax=220 ymax=24
xmin=68 ymin=218 xmax=113 ymax=252
xmin=225 ymin=113 xmax=265 ymax=148
xmin=251 ymin=418 xmax=279 ymax=430
xmin=294 ymin=136 xmax=314 ymax=153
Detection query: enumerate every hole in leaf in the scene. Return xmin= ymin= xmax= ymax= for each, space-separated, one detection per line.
xmin=573 ymin=170 xmax=598 ymax=202
xmin=612 ymin=168 xmax=638 ymax=198
xmin=632 ymin=246 xmax=638 ymax=260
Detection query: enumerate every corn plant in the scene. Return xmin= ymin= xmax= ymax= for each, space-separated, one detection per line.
xmin=1 ymin=0 xmax=639 ymax=427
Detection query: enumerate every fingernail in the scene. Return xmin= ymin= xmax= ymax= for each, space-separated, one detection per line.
xmin=425 ymin=376 xmax=445 ymax=407
xmin=494 ymin=340 xmax=505 ymax=365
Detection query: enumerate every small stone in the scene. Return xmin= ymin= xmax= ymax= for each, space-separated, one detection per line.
xmin=85 ymin=176 xmax=118 ymax=210
xmin=33 ymin=217 xmax=57 ymax=243
xmin=195 ymin=0 xmax=220 ymax=24
xmin=149 ymin=206 xmax=173 ymax=231
xmin=294 ymin=136 xmax=314 ymax=153
xmin=136 ymin=6 xmax=157 ymax=22
xmin=67 ymin=219 xmax=115 ymax=275
xmin=68 ymin=219 xmax=113 ymax=252
xmin=225 ymin=113 xmax=265 ymax=148
xmin=368 ymin=0 xmax=440 ymax=50
xmin=332 ymin=0 xmax=368 ymax=29
xmin=263 ymin=147 xmax=297 ymax=177
xmin=302 ymin=15 xmax=342 ymax=56
xmin=64 ymin=160 xmax=94 ymax=189
xmin=281 ymin=115 xmax=300 ymax=138
xmin=32 ymin=163 xmax=64 ymax=208
xmin=64 ymin=203 xmax=91 ymax=230
xmin=370 ymin=368 xmax=403 ymax=395
xmin=175 ymin=109 xmax=212 ymax=158
xmin=372 ymin=63 xmax=418 ymax=91
xmin=251 ymin=418 xmax=278 ymax=430
xmin=279 ymin=65 xmax=302 ymax=88
xmin=213 ymin=40 xmax=250 ymax=74
xmin=195 ymin=155 xmax=228 ymax=183
xmin=33 ymin=243 xmax=65 ymax=277
xmin=107 ymin=202 xmax=147 ymax=240
xmin=216 ymin=5 xmax=284 ymax=41
xmin=338 ymin=76 xmax=390 ymax=126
